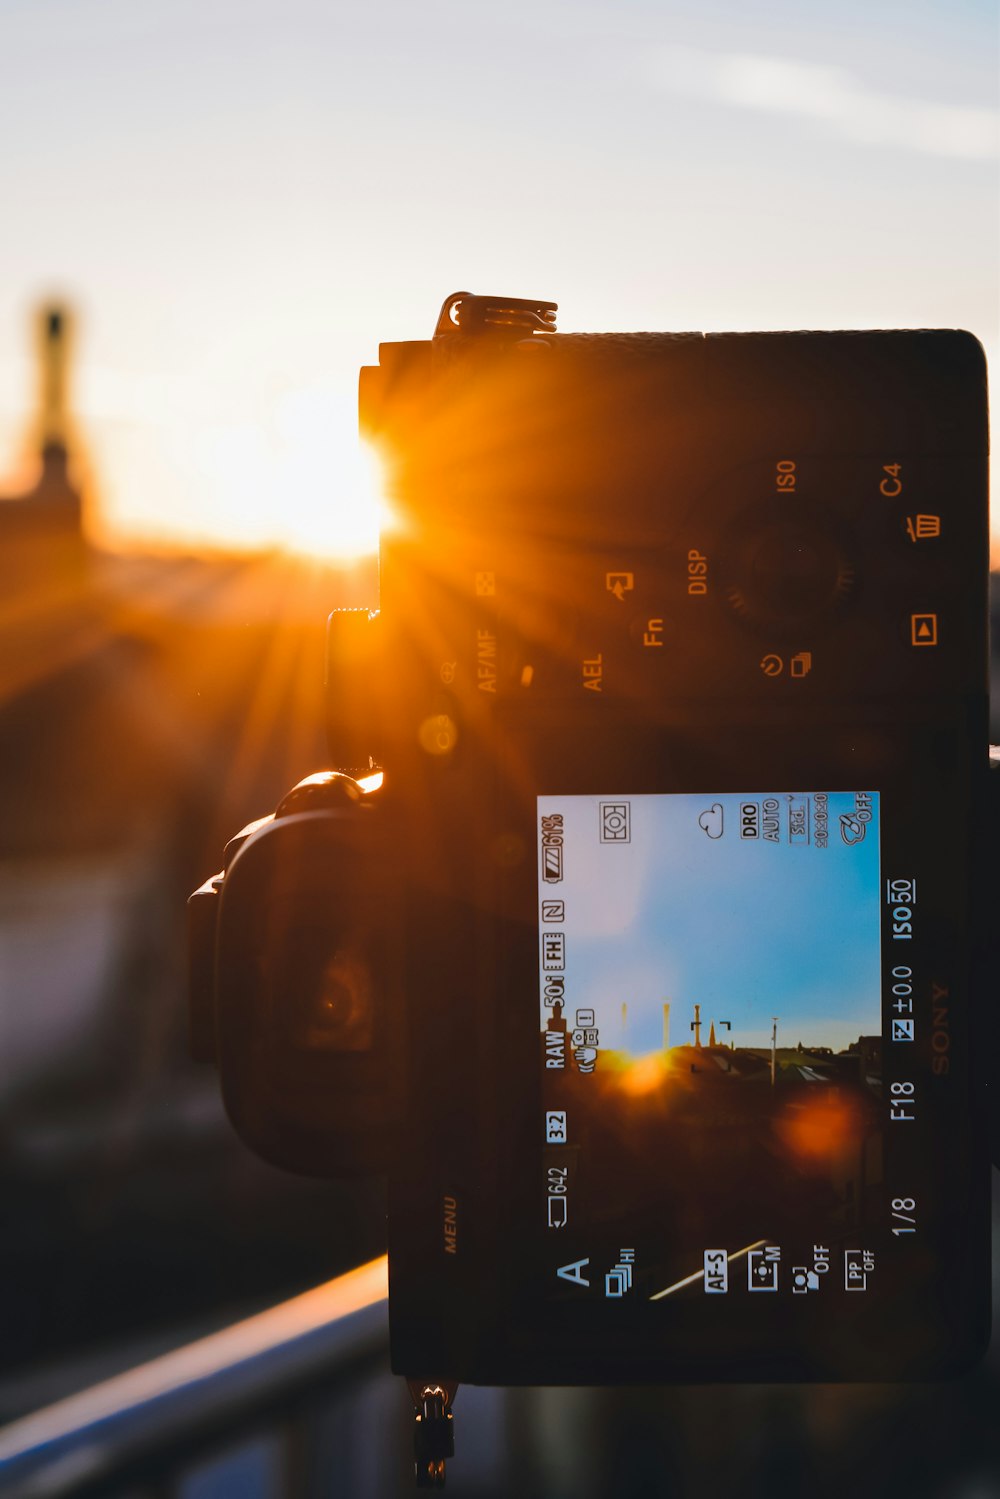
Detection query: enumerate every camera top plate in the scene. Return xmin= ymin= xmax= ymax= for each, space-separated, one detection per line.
xmin=361 ymin=324 xmax=987 ymax=736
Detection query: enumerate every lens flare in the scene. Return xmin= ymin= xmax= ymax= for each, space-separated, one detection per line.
xmin=617 ymin=1053 xmax=671 ymax=1098
xmin=775 ymin=1090 xmax=864 ymax=1164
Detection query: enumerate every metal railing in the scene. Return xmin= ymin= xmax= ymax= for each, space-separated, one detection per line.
xmin=0 ymin=1258 xmax=392 ymax=1499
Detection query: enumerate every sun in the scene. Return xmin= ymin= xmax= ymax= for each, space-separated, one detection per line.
xmin=193 ymin=386 xmax=392 ymax=560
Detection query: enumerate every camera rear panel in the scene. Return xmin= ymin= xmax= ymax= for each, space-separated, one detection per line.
xmin=362 ymin=325 xmax=990 ymax=1383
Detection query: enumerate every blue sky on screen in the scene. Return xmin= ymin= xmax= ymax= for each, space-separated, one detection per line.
xmin=538 ymin=791 xmax=882 ymax=1053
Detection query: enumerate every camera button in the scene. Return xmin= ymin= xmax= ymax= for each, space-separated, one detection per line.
xmin=909 ymin=612 xmax=939 ymax=648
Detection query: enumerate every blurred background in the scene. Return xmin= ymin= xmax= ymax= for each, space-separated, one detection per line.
xmin=0 ymin=0 xmax=997 ymax=1493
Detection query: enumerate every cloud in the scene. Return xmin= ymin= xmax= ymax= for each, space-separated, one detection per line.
xmin=656 ymin=47 xmax=999 ymax=161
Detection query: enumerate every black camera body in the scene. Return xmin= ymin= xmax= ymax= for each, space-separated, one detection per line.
xmin=192 ymin=294 xmax=991 ymax=1463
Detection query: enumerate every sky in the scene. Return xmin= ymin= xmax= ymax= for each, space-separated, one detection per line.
xmin=538 ymin=791 xmax=882 ymax=1053
xmin=0 ymin=0 xmax=996 ymax=557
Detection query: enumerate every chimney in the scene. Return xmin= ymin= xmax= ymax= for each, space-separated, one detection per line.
xmin=37 ymin=303 xmax=73 ymax=453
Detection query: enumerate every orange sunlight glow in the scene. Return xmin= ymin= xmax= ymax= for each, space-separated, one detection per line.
xmin=194 ymin=391 xmax=391 ymax=560
xmin=78 ymin=382 xmax=396 ymax=562
xmin=616 ymin=1053 xmax=672 ymax=1099
xmin=775 ymin=1091 xmax=864 ymax=1164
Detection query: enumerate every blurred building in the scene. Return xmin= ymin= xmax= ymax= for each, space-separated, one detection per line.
xmin=0 ymin=306 xmax=86 ymax=588
xmin=0 ymin=305 xmax=382 ymax=1388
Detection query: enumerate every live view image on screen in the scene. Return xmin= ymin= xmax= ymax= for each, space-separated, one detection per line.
xmin=537 ymin=791 xmax=883 ymax=1301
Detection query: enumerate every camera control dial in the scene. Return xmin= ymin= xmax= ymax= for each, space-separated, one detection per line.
xmin=723 ymin=506 xmax=857 ymax=633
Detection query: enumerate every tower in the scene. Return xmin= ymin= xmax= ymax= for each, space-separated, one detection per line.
xmin=0 ymin=301 xmax=85 ymax=589
xmin=37 ymin=304 xmax=73 ymax=451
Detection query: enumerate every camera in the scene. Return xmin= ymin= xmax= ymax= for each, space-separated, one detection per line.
xmin=190 ymin=293 xmax=992 ymax=1484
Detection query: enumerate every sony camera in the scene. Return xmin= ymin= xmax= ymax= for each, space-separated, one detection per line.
xmin=190 ymin=293 xmax=993 ymax=1484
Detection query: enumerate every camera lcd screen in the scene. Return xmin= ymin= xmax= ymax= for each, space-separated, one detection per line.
xmin=537 ymin=790 xmax=884 ymax=1305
